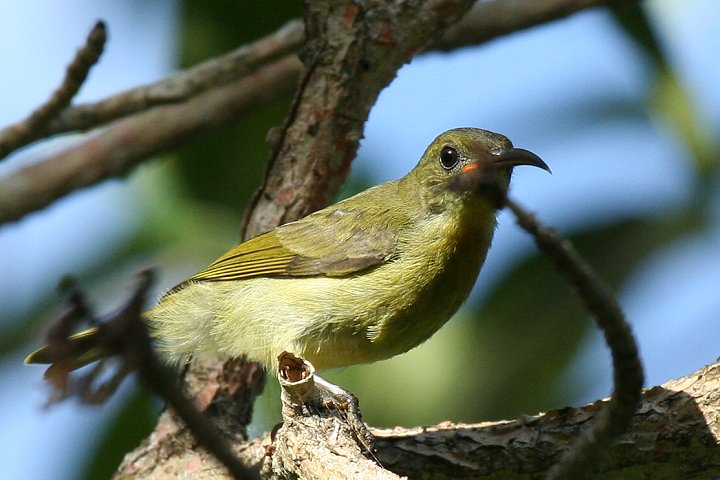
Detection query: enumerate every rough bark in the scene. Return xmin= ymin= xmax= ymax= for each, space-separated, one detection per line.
xmin=373 ymin=361 xmax=720 ymax=479
xmin=114 ymin=360 xmax=720 ymax=479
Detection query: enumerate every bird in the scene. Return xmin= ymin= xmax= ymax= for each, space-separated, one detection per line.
xmin=25 ymin=128 xmax=549 ymax=373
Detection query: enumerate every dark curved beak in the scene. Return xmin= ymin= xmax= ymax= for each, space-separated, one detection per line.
xmin=493 ymin=147 xmax=551 ymax=174
xmin=450 ymin=146 xmax=550 ymax=197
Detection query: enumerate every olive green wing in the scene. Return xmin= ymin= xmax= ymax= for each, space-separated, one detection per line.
xmin=172 ymin=198 xmax=400 ymax=292
xmin=275 ymin=204 xmax=400 ymax=276
xmin=187 ymin=231 xmax=297 ymax=282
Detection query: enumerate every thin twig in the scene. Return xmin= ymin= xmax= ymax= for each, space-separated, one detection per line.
xmin=0 ymin=21 xmax=106 ymax=160
xmin=0 ymin=20 xmax=302 ymax=160
xmin=435 ymin=0 xmax=611 ymax=51
xmin=45 ymin=19 xmax=305 ymax=140
xmin=506 ymin=199 xmax=644 ymax=480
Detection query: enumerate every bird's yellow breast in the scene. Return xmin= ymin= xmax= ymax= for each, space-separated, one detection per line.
xmin=352 ymin=198 xmax=496 ymax=363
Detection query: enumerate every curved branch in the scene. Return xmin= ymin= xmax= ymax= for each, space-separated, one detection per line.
xmin=507 ymin=200 xmax=644 ymax=479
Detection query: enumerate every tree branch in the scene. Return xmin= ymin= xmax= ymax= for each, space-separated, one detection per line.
xmin=506 ymin=200 xmax=644 ymax=479
xmin=374 ymin=361 xmax=720 ymax=479
xmin=241 ymin=0 xmax=478 ymax=238
xmin=435 ymin=0 xmax=615 ymax=50
xmin=112 ymin=359 xmax=720 ymax=479
xmin=262 ymin=353 xmax=394 ymax=479
xmin=0 ymin=21 xmax=106 ymax=160
xmin=0 ymin=56 xmax=301 ymax=224
xmin=33 ymin=272 xmax=259 ymax=480
xmin=126 ymin=273 xmax=259 ymax=480
xmin=44 ymin=20 xmax=305 ymax=141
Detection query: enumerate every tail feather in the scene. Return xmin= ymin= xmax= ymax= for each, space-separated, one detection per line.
xmin=24 ymin=326 xmax=106 ymax=371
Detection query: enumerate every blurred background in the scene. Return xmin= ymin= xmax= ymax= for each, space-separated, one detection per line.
xmin=1 ymin=1 xmax=718 ymax=478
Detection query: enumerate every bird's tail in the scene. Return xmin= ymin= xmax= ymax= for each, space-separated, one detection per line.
xmin=24 ymin=326 xmax=107 ymax=372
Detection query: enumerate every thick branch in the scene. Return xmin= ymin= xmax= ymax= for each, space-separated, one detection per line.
xmin=374 ymin=361 xmax=720 ymax=479
xmin=242 ymin=0 xmax=477 ymax=238
xmin=114 ymin=360 xmax=720 ymax=479
xmin=263 ymin=353 xmax=394 ymax=479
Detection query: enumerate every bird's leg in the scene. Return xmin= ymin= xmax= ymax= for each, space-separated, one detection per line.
xmin=313 ymin=375 xmax=376 ymax=456
xmin=276 ymin=352 xmax=376 ymax=459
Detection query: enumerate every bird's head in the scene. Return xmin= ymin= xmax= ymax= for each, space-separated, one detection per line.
xmin=408 ymin=128 xmax=550 ymax=210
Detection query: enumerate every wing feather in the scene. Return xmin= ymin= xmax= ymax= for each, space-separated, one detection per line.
xmin=166 ymin=184 xmax=404 ymax=296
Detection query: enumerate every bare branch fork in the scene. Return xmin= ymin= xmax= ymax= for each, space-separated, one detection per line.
xmin=0 ymin=21 xmax=106 ymax=160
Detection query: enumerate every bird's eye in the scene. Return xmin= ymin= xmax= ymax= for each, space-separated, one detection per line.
xmin=439 ymin=146 xmax=459 ymax=170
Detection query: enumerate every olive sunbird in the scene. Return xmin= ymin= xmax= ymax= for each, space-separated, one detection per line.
xmin=25 ymin=128 xmax=549 ymax=372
